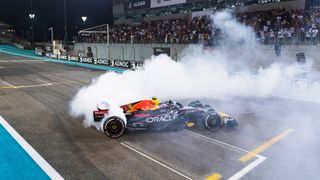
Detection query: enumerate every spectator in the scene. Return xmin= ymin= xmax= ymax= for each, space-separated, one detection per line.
xmin=78 ymin=8 xmax=320 ymax=45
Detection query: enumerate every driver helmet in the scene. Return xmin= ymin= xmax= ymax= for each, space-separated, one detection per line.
xmin=151 ymin=96 xmax=159 ymax=105
xmin=97 ymin=101 xmax=110 ymax=110
xmin=167 ymin=100 xmax=174 ymax=106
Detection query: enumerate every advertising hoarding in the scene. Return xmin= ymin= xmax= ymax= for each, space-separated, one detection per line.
xmin=150 ymin=0 xmax=186 ymax=8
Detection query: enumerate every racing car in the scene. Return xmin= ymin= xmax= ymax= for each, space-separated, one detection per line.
xmin=93 ymin=100 xmax=238 ymax=138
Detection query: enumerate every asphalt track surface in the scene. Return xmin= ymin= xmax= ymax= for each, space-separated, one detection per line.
xmin=1 ymin=53 xmax=320 ymax=180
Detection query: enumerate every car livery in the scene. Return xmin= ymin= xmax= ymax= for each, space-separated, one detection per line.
xmin=93 ymin=100 xmax=238 ymax=138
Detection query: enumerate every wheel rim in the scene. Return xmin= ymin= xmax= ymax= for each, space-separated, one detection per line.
xmin=104 ymin=118 xmax=125 ymax=137
xmin=205 ymin=115 xmax=221 ymax=131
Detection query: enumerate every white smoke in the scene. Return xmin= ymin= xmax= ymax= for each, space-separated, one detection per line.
xmin=69 ymin=10 xmax=309 ymax=127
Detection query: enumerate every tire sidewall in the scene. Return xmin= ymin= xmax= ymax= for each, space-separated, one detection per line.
xmin=103 ymin=117 xmax=125 ymax=138
xmin=204 ymin=114 xmax=222 ymax=131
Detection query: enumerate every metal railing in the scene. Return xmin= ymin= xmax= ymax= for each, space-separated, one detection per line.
xmin=77 ymin=34 xmax=320 ymax=46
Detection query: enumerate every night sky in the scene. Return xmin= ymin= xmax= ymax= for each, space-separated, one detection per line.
xmin=0 ymin=0 xmax=113 ymax=41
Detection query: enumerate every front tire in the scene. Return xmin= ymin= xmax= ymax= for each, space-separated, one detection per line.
xmin=204 ymin=115 xmax=222 ymax=132
xmin=103 ymin=117 xmax=125 ymax=138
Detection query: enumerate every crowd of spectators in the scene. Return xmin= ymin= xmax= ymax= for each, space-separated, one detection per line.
xmin=78 ymin=16 xmax=213 ymax=44
xmin=0 ymin=21 xmax=15 ymax=44
xmin=78 ymin=8 xmax=320 ymax=45
xmin=239 ymin=8 xmax=320 ymax=45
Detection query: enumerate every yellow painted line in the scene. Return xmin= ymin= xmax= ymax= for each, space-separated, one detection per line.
xmin=0 ymin=86 xmax=17 ymax=89
xmin=15 ymin=83 xmax=53 ymax=88
xmin=239 ymin=129 xmax=294 ymax=162
xmin=205 ymin=173 xmax=222 ymax=180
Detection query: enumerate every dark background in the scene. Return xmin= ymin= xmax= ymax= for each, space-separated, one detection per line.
xmin=0 ymin=0 xmax=113 ymax=42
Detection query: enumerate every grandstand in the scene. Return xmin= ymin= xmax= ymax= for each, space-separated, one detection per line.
xmin=79 ymin=7 xmax=320 ymax=45
xmin=112 ymin=0 xmax=305 ymax=24
xmin=0 ymin=21 xmax=15 ymax=44
xmin=74 ymin=0 xmax=320 ymax=61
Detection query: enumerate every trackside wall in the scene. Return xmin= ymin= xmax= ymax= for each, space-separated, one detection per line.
xmin=73 ymin=43 xmax=320 ymax=70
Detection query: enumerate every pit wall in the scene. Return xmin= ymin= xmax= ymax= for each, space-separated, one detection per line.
xmin=73 ymin=43 xmax=320 ymax=70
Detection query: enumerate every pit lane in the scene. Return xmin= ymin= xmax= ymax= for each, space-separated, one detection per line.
xmin=1 ymin=52 xmax=320 ymax=179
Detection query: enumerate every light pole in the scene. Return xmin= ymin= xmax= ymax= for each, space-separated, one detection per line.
xmin=81 ymin=16 xmax=87 ymax=28
xmin=48 ymin=27 xmax=54 ymax=53
xmin=29 ymin=13 xmax=35 ymax=45
xmin=64 ymin=0 xmax=68 ymax=44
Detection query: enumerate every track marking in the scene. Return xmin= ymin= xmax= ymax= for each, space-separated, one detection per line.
xmin=183 ymin=130 xmax=250 ymax=153
xmin=1 ymin=80 xmax=15 ymax=86
xmin=228 ymin=155 xmax=266 ymax=180
xmin=0 ymin=60 xmax=42 ymax=63
xmin=206 ymin=173 xmax=222 ymax=180
xmin=0 ymin=115 xmax=64 ymax=179
xmin=239 ymin=129 xmax=294 ymax=162
xmin=121 ymin=142 xmax=192 ymax=180
xmin=0 ymin=80 xmax=17 ymax=88
xmin=184 ymin=130 xmax=268 ymax=180
xmin=46 ymin=74 xmax=90 ymax=84
xmin=0 ymin=80 xmax=82 ymax=89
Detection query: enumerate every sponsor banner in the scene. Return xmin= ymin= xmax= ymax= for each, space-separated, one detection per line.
xmin=150 ymin=0 xmax=186 ymax=8
xmin=252 ymin=0 xmax=295 ymax=4
xmin=186 ymin=0 xmax=205 ymax=2
xmin=256 ymin=0 xmax=281 ymax=4
xmin=146 ymin=114 xmax=178 ymax=123
xmin=154 ymin=47 xmax=170 ymax=56
xmin=80 ymin=57 xmax=94 ymax=64
xmin=14 ymin=44 xmax=25 ymax=50
xmin=35 ymin=50 xmax=44 ymax=56
xmin=110 ymin=59 xmax=131 ymax=69
xmin=80 ymin=33 xmax=91 ymax=37
xmin=50 ymin=54 xmax=58 ymax=59
xmin=68 ymin=56 xmax=80 ymax=62
xmin=93 ymin=58 xmax=110 ymax=66
xmin=306 ymin=0 xmax=320 ymax=9
xmin=191 ymin=10 xmax=214 ymax=18
xmin=131 ymin=61 xmax=144 ymax=70
xmin=58 ymin=55 xmax=68 ymax=60
xmin=34 ymin=51 xmax=144 ymax=70
xmin=125 ymin=0 xmax=150 ymax=10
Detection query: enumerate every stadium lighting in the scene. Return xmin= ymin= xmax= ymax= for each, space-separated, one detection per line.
xmin=81 ymin=16 xmax=87 ymax=28
xmin=81 ymin=16 xmax=87 ymax=22
xmin=29 ymin=13 xmax=35 ymax=19
xmin=29 ymin=13 xmax=35 ymax=46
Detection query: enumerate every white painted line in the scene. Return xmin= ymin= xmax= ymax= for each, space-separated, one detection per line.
xmin=184 ymin=130 xmax=267 ymax=179
xmin=121 ymin=142 xmax=192 ymax=180
xmin=183 ymin=130 xmax=250 ymax=153
xmin=1 ymin=80 xmax=15 ymax=87
xmin=228 ymin=155 xmax=266 ymax=180
xmin=36 ymin=79 xmax=53 ymax=85
xmin=0 ymin=115 xmax=64 ymax=180
xmin=0 ymin=60 xmax=42 ymax=63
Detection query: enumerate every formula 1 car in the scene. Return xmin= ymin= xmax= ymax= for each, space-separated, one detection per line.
xmin=93 ymin=100 xmax=238 ymax=138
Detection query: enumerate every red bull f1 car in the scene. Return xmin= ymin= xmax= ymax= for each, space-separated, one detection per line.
xmin=93 ymin=100 xmax=238 ymax=138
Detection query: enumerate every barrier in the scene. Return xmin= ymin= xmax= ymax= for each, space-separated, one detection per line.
xmin=232 ymin=71 xmax=320 ymax=103
xmin=35 ymin=50 xmax=144 ymax=70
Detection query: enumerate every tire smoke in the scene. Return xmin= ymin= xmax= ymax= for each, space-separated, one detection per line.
xmin=69 ymin=10 xmax=310 ymax=128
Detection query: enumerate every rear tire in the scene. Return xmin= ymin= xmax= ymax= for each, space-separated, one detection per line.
xmin=103 ymin=117 xmax=125 ymax=138
xmin=204 ymin=115 xmax=222 ymax=132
